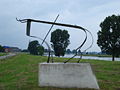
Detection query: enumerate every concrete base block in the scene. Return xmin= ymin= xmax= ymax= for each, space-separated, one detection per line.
xmin=39 ymin=63 xmax=99 ymax=89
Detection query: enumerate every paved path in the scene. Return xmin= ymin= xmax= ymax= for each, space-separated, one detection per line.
xmin=0 ymin=53 xmax=16 ymax=60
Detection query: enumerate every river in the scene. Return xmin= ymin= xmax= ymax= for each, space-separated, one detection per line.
xmin=62 ymin=54 xmax=120 ymax=61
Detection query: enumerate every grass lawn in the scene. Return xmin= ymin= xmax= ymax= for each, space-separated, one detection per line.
xmin=0 ymin=53 xmax=7 ymax=56
xmin=0 ymin=54 xmax=120 ymax=90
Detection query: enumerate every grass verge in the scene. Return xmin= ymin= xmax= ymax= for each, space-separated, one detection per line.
xmin=0 ymin=53 xmax=120 ymax=90
xmin=0 ymin=53 xmax=7 ymax=56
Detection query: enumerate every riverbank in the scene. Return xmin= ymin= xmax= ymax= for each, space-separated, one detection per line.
xmin=63 ymin=54 xmax=120 ymax=61
xmin=83 ymin=54 xmax=112 ymax=57
xmin=0 ymin=53 xmax=120 ymax=90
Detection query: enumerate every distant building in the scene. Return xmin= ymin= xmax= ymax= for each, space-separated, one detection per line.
xmin=3 ymin=46 xmax=21 ymax=53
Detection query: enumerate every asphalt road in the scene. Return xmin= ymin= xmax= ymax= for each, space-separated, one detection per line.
xmin=0 ymin=53 xmax=16 ymax=60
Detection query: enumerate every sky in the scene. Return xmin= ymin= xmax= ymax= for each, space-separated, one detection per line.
xmin=0 ymin=0 xmax=120 ymax=52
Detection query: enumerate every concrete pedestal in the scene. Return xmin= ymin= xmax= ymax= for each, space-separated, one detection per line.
xmin=39 ymin=63 xmax=99 ymax=89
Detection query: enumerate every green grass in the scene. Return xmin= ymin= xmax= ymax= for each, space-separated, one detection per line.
xmin=0 ymin=53 xmax=7 ymax=56
xmin=0 ymin=54 xmax=120 ymax=90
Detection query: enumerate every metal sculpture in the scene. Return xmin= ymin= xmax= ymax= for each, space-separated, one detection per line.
xmin=16 ymin=16 xmax=93 ymax=63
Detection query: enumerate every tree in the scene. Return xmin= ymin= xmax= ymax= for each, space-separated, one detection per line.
xmin=0 ymin=45 xmax=4 ymax=52
xmin=97 ymin=15 xmax=120 ymax=61
xmin=66 ymin=49 xmax=71 ymax=54
xmin=37 ymin=45 xmax=44 ymax=56
xmin=72 ymin=49 xmax=77 ymax=54
xmin=21 ymin=49 xmax=29 ymax=52
xmin=51 ymin=29 xmax=70 ymax=57
xmin=28 ymin=40 xmax=44 ymax=55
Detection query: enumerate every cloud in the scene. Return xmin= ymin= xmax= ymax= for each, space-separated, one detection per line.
xmin=0 ymin=0 xmax=120 ymax=51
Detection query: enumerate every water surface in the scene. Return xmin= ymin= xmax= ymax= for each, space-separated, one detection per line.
xmin=63 ymin=54 xmax=120 ymax=61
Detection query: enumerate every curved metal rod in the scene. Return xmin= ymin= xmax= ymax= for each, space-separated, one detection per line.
xmin=64 ymin=29 xmax=94 ymax=63
xmin=83 ymin=29 xmax=94 ymax=52
xmin=17 ymin=18 xmax=93 ymax=63
xmin=29 ymin=35 xmax=53 ymax=63
xmin=77 ymin=49 xmax=82 ymax=63
xmin=16 ymin=18 xmax=27 ymax=23
xmin=64 ymin=30 xmax=87 ymax=63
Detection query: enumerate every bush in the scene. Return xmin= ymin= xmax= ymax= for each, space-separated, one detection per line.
xmin=28 ymin=40 xmax=44 ymax=55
